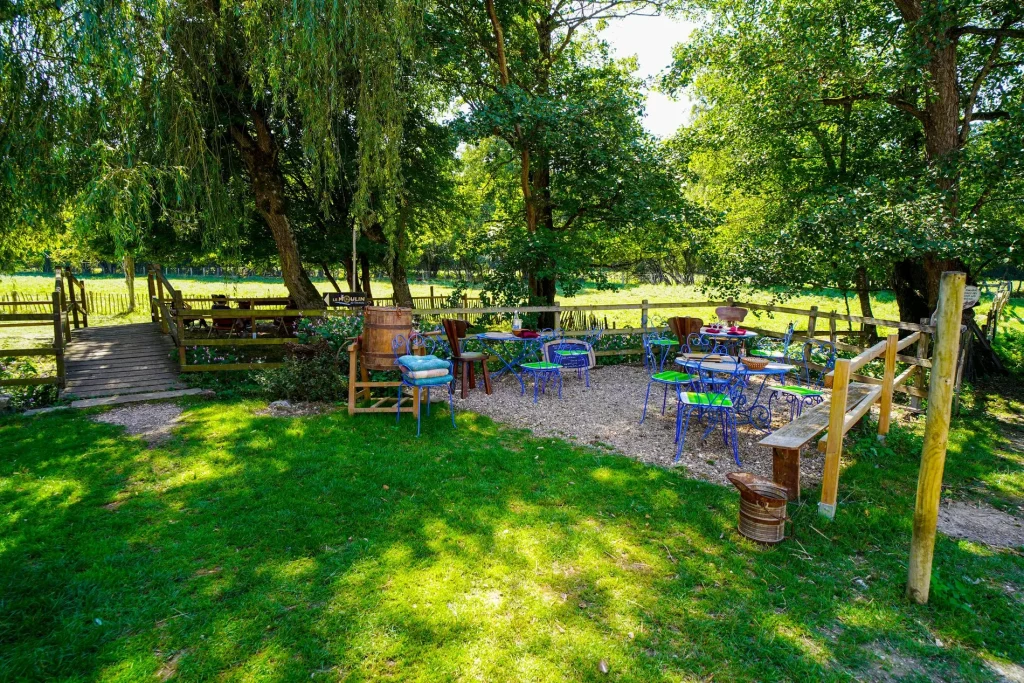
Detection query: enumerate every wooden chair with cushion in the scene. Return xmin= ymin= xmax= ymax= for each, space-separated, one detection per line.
xmin=442 ymin=319 xmax=492 ymax=398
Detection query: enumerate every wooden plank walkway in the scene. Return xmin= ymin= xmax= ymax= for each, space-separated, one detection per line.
xmin=64 ymin=323 xmax=184 ymax=399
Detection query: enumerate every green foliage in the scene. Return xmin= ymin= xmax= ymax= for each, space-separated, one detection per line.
xmin=0 ymin=358 xmax=59 ymax=411
xmin=256 ymin=351 xmax=348 ymax=403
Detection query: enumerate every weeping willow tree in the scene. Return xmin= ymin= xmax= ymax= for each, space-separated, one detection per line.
xmin=1 ymin=0 xmax=422 ymax=308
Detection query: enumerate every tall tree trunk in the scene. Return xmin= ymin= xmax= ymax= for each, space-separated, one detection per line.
xmin=322 ymin=261 xmax=342 ymax=293
xmin=229 ymin=109 xmax=324 ymax=310
xmin=360 ymin=252 xmax=373 ymax=299
xmin=123 ymin=253 xmax=136 ymax=312
xmin=341 ymin=257 xmax=355 ymax=291
xmin=854 ymin=266 xmax=877 ymax=341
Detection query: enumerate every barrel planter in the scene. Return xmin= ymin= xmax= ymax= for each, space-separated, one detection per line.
xmin=361 ymin=306 xmax=413 ymax=371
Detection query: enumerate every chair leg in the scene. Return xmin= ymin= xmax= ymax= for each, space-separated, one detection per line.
xmin=468 ymin=363 xmax=476 ymax=390
xmin=481 ymin=361 xmax=492 ymax=394
xmin=414 ymin=386 xmax=422 ymax=437
xmin=460 ymin=360 xmax=469 ymax=399
xmin=675 ymin=408 xmax=692 ymax=461
xmin=556 ymin=372 xmax=562 ymax=399
xmin=426 ymin=387 xmax=432 ymax=417
xmin=661 ymin=384 xmax=669 ymax=415
xmin=395 ymin=385 xmax=402 ymax=425
xmin=448 ymin=385 xmax=457 ymax=428
xmin=640 ymin=381 xmax=654 ymax=425
xmin=729 ymin=412 xmax=741 ymax=466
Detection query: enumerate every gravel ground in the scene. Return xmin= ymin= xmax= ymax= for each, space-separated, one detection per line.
xmin=457 ymin=363 xmax=827 ymax=488
xmin=937 ymin=500 xmax=1024 ymax=549
xmin=93 ymin=402 xmax=183 ymax=446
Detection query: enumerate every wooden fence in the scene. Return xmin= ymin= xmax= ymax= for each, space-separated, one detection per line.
xmin=0 ymin=270 xmax=86 ymax=390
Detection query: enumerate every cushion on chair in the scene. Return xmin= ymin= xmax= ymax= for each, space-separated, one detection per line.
xmin=521 ymin=361 xmax=561 ymax=370
xmin=397 ymin=354 xmax=449 ymax=372
xmin=772 ymin=385 xmax=823 ymax=397
xmin=404 ymin=374 xmax=455 ymax=387
xmin=402 ymin=367 xmax=450 ymax=380
xmin=650 ymin=339 xmax=677 ymax=346
xmin=554 ymin=349 xmax=590 ymax=356
xmin=750 ymin=349 xmax=784 ymax=359
xmin=652 ymin=370 xmax=694 ymax=383
xmin=457 ymin=351 xmax=488 ymax=361
xmin=679 ymin=392 xmax=733 ymax=407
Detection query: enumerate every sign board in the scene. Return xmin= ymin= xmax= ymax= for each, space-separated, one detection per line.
xmin=962 ymin=285 xmax=981 ymax=309
xmin=325 ymin=291 xmax=369 ymax=308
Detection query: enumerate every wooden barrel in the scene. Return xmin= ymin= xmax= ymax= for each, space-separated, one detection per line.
xmin=727 ymin=472 xmax=788 ymax=544
xmin=361 ymin=306 xmax=413 ymax=370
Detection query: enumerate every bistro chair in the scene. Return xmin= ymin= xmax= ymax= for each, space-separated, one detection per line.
xmin=441 ymin=318 xmax=492 ymax=398
xmin=750 ymin=323 xmax=794 ymax=361
xmin=639 ymin=333 xmax=696 ymax=424
xmin=674 ymin=357 xmax=748 ymax=466
xmin=545 ymin=335 xmax=597 ymax=388
xmin=392 ymin=333 xmax=456 ymax=437
xmin=684 ymin=332 xmax=729 ymax=355
xmin=520 ymin=338 xmax=562 ymax=402
xmin=208 ymin=295 xmax=239 ymax=337
xmin=766 ymin=340 xmax=836 ymax=421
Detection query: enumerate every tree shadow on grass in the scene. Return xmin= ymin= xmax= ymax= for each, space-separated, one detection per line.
xmin=0 ymin=403 xmax=1021 ymax=681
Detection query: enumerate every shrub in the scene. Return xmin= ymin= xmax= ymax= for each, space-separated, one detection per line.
xmin=0 ymin=357 xmax=60 ymax=411
xmin=256 ymin=341 xmax=347 ymax=402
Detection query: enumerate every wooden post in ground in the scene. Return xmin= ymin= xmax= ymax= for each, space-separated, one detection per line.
xmin=641 ymin=299 xmax=649 ymax=333
xmin=877 ymin=333 xmax=899 ymax=441
xmin=173 ymin=291 xmax=186 ymax=367
xmin=78 ymin=280 xmax=88 ymax=327
xmin=807 ymin=305 xmax=819 ymax=339
xmin=51 ymin=291 xmax=65 ymax=389
xmin=66 ymin=269 xmax=80 ymax=330
xmin=910 ymin=318 xmax=930 ymax=410
xmin=907 ymin=271 xmax=966 ymax=604
xmin=819 ymin=357 xmax=851 ymax=519
xmin=147 ymin=267 xmax=158 ymax=322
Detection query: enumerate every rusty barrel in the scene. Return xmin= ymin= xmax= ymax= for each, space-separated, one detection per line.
xmin=361 ymin=306 xmax=413 ymax=371
xmin=727 ymin=472 xmax=788 ymax=544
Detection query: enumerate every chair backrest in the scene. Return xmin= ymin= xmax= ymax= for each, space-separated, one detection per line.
xmin=441 ymin=319 xmax=467 ymax=357
xmin=668 ymin=317 xmax=704 ymax=343
xmin=715 ymin=306 xmax=748 ymax=323
xmin=789 ymin=340 xmax=836 ymax=386
xmin=545 ymin=338 xmax=594 ymax=368
xmin=642 ymin=332 xmax=671 ymax=375
xmin=691 ymin=356 xmax=747 ymax=404
xmin=685 ymin=332 xmax=727 ymax=355
xmin=392 ymin=332 xmax=436 ymax=359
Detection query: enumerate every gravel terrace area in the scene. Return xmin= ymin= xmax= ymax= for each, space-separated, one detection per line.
xmin=457 ymin=363 xmax=827 ymax=488
xmin=92 ymin=402 xmax=183 ymax=446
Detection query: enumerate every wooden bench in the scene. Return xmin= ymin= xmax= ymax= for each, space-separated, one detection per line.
xmin=757 ymin=332 xmax=916 ymax=518
xmin=758 ymin=382 xmax=878 ymax=501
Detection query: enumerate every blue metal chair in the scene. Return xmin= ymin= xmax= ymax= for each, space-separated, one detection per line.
xmin=750 ymin=323 xmax=794 ymax=361
xmin=640 ymin=333 xmax=696 ymax=424
xmin=548 ymin=337 xmax=594 ymax=388
xmin=674 ymin=357 xmax=748 ymax=466
xmin=392 ymin=333 xmax=456 ymax=437
xmin=767 ymin=340 xmax=836 ymax=421
xmin=520 ymin=338 xmax=562 ymax=402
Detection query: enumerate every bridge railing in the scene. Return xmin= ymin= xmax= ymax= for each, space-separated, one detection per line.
xmin=0 ymin=271 xmax=72 ymax=390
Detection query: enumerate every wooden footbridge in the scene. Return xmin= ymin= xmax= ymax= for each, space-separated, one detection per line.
xmin=1 ymin=269 xmax=195 ymax=406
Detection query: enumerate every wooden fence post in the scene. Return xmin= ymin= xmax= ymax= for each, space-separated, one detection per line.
xmin=147 ymin=267 xmax=157 ymax=322
xmin=641 ymin=299 xmax=649 ymax=332
xmin=51 ymin=291 xmax=65 ymax=389
xmin=79 ymin=280 xmax=88 ymax=327
xmin=66 ymin=270 xmax=80 ymax=330
xmin=173 ymin=291 xmax=186 ymax=367
xmin=819 ymin=357 xmax=850 ymax=519
xmin=807 ymin=305 xmax=819 ymax=339
xmin=877 ymin=333 xmax=899 ymax=441
xmin=553 ymin=302 xmax=562 ymax=335
xmin=910 ymin=318 xmax=930 ymax=410
xmin=907 ymin=271 xmax=965 ymax=604
xmin=829 ymin=316 xmax=837 ymax=344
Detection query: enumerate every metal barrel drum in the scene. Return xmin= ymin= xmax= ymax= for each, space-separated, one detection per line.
xmin=726 ymin=472 xmax=788 ymax=544
xmin=361 ymin=306 xmax=413 ymax=370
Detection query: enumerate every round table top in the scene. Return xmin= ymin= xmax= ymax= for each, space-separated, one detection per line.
xmin=675 ymin=356 xmax=795 ymax=375
xmin=700 ymin=327 xmax=758 ymax=339
xmin=476 ymin=332 xmax=530 ymax=341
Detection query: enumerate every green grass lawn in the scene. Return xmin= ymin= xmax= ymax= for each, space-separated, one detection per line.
xmin=1 ymin=394 xmax=1022 ymax=681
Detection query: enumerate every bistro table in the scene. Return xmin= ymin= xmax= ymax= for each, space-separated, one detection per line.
xmin=675 ymin=355 xmax=796 ymax=431
xmin=473 ymin=331 xmax=539 ymax=390
xmin=699 ymin=326 xmax=758 ymax=356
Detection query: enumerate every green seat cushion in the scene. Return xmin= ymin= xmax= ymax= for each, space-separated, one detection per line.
xmin=679 ymin=392 xmax=733 ymax=407
xmin=773 ymin=385 xmax=823 ymax=397
xmin=554 ymin=349 xmax=589 ymax=356
xmin=650 ymin=339 xmax=677 ymax=346
xmin=404 ymin=374 xmax=454 ymax=387
xmin=750 ymin=349 xmax=784 ymax=359
xmin=522 ymin=361 xmax=561 ymax=370
xmin=652 ymin=370 xmax=694 ymax=384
